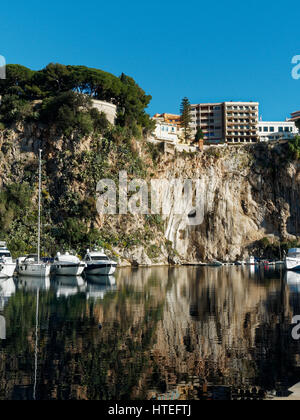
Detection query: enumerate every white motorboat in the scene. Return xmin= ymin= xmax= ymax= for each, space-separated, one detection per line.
xmin=285 ymin=248 xmax=300 ymax=271
xmin=17 ymin=254 xmax=51 ymax=278
xmin=16 ymin=150 xmax=50 ymax=278
xmin=84 ymin=248 xmax=117 ymax=276
xmin=0 ymin=241 xmax=16 ymax=279
xmin=52 ymin=252 xmax=86 ymax=276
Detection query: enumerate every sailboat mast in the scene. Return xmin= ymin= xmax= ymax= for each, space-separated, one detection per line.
xmin=38 ymin=149 xmax=42 ymax=264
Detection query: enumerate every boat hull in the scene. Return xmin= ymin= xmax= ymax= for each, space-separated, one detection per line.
xmin=52 ymin=263 xmax=85 ymax=277
xmin=285 ymin=257 xmax=300 ymax=271
xmin=0 ymin=262 xmax=16 ymax=279
xmin=85 ymin=263 xmax=117 ymax=276
xmin=17 ymin=263 xmax=51 ymax=277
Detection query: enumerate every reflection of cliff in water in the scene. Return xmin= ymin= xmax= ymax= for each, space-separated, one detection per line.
xmin=150 ymin=266 xmax=300 ymax=398
xmin=0 ymin=267 xmax=300 ymax=399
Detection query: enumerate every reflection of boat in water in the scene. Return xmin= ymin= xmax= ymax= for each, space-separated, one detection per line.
xmin=17 ymin=276 xmax=50 ymax=291
xmin=0 ymin=277 xmax=16 ymax=311
xmin=0 ymin=315 xmax=5 ymax=340
xmin=86 ymin=276 xmax=116 ymax=300
xmin=285 ymin=271 xmax=300 ymax=293
xmin=245 ymin=256 xmax=255 ymax=265
xmin=85 ymin=274 xmax=116 ymax=285
xmin=54 ymin=276 xmax=86 ymax=298
xmin=206 ymin=260 xmax=223 ymax=267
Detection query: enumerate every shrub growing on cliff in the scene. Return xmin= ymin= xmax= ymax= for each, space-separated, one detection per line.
xmin=90 ymin=108 xmax=109 ymax=133
xmin=0 ymin=95 xmax=33 ymax=124
xmin=40 ymin=91 xmax=94 ymax=136
xmin=288 ymin=136 xmax=300 ymax=160
xmin=0 ymin=183 xmax=33 ymax=232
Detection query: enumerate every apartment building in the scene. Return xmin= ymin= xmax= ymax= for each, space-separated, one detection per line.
xmin=224 ymin=102 xmax=259 ymax=143
xmin=190 ymin=101 xmax=259 ymax=144
xmin=290 ymin=110 xmax=300 ymax=126
xmin=190 ymin=103 xmax=224 ymax=144
xmin=258 ymin=120 xmax=298 ymax=142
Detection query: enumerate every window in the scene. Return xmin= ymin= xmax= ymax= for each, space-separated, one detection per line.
xmin=91 ymin=256 xmax=109 ymax=261
xmin=270 ymin=127 xmax=274 ymax=132
xmin=279 ymin=127 xmax=283 ymax=132
xmin=263 ymin=127 xmax=268 ymax=132
xmin=0 ymin=252 xmax=11 ymax=258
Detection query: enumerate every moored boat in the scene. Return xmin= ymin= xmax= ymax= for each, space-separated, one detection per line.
xmin=0 ymin=242 xmax=16 ymax=279
xmin=16 ymin=150 xmax=50 ymax=278
xmin=84 ymin=248 xmax=117 ymax=276
xmin=285 ymin=248 xmax=300 ymax=271
xmin=17 ymin=254 xmax=51 ymax=277
xmin=52 ymin=252 xmax=86 ymax=276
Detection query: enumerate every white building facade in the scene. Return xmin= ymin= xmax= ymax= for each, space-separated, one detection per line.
xmin=258 ymin=121 xmax=298 ymax=142
xmin=152 ymin=115 xmax=184 ymax=144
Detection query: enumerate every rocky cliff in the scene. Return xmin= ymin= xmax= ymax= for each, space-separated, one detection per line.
xmin=0 ymin=122 xmax=299 ymax=264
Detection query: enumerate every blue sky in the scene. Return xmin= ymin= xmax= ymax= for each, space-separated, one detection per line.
xmin=0 ymin=0 xmax=299 ymax=120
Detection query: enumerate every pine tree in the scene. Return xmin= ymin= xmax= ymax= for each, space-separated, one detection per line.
xmin=180 ymin=97 xmax=192 ymax=143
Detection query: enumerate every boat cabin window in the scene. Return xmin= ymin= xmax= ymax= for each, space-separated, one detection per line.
xmin=288 ymin=249 xmax=300 ymax=258
xmin=0 ymin=252 xmax=11 ymax=258
xmin=90 ymin=256 xmax=109 ymax=261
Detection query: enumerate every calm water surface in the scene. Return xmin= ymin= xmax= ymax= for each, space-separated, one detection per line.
xmin=0 ymin=266 xmax=300 ymax=400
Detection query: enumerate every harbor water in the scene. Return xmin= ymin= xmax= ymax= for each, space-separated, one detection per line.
xmin=0 ymin=265 xmax=300 ymax=400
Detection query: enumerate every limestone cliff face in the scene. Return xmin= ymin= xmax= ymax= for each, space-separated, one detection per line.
xmin=0 ymin=123 xmax=299 ymax=264
xmin=158 ymin=144 xmax=300 ymax=262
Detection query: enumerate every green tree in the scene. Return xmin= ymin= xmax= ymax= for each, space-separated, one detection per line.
xmin=117 ymin=73 xmax=153 ymax=131
xmin=194 ymin=127 xmax=204 ymax=143
xmin=40 ymin=91 xmax=93 ymax=136
xmin=180 ymin=97 xmax=192 ymax=143
xmin=0 ymin=64 xmax=34 ymax=97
